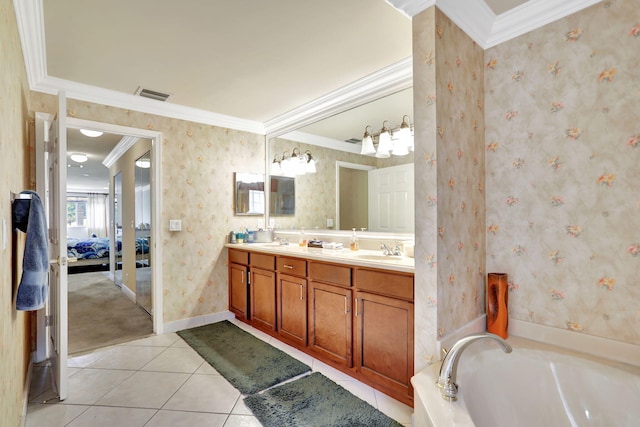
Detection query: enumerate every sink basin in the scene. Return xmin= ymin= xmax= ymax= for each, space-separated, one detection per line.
xmin=353 ymin=254 xmax=403 ymax=261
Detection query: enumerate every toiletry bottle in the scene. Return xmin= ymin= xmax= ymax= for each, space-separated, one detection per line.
xmin=350 ymin=228 xmax=359 ymax=251
xmin=298 ymin=227 xmax=307 ymax=247
xmin=230 ymin=231 xmax=236 ymax=244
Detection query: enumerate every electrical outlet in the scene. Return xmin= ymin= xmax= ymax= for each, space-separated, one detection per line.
xmin=327 ymin=218 xmax=334 ymax=228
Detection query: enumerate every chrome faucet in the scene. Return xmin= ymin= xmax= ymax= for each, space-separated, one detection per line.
xmin=381 ymin=243 xmax=402 ymax=256
xmin=437 ymin=332 xmax=512 ymax=401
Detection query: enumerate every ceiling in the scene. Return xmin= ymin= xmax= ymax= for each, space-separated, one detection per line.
xmin=20 ymin=0 xmax=597 ymax=191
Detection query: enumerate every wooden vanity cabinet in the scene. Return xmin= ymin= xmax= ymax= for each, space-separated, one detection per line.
xmin=228 ymin=249 xmax=249 ymax=320
xmin=276 ymin=257 xmax=308 ymax=346
xmin=354 ymin=268 xmax=414 ymax=405
xmin=307 ymin=262 xmax=353 ymax=368
xmin=249 ymin=253 xmax=277 ymax=333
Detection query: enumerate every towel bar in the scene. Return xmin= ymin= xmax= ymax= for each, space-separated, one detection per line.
xmin=10 ymin=191 xmax=33 ymax=201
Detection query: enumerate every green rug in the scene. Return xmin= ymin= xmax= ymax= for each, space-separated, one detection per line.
xmin=177 ymin=321 xmax=311 ymax=394
xmin=244 ymin=372 xmax=403 ymax=427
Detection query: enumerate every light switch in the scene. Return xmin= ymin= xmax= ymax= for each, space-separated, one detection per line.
xmin=169 ymin=219 xmax=182 ymax=231
xmin=326 ymin=218 xmax=334 ymax=228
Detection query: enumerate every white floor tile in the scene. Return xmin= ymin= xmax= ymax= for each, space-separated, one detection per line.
xmin=25 ymin=403 xmax=89 ymax=427
xmin=140 ymin=346 xmax=205 ymax=373
xmin=223 ymin=414 xmax=263 ymax=427
xmin=162 ymin=374 xmax=240 ymax=413
xmin=145 ymin=410 xmax=228 ymax=427
xmin=66 ymin=405 xmax=157 ymax=427
xmin=96 ymin=371 xmax=190 ymax=408
xmin=87 ymin=345 xmax=167 ymax=370
xmin=311 ymin=358 xmax=354 ymax=382
xmin=374 ymin=389 xmax=414 ymax=424
xmin=62 ymin=368 xmax=137 ymax=405
xmin=231 ymin=396 xmax=254 ymax=415
xmin=195 ymin=360 xmax=221 ymax=375
xmin=68 ymin=350 xmax=112 ymax=368
xmin=126 ymin=332 xmax=181 ymax=347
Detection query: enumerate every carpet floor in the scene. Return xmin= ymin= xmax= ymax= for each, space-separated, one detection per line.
xmin=68 ymin=272 xmax=153 ymax=355
xmin=244 ymin=372 xmax=403 ymax=427
xmin=177 ymin=321 xmax=312 ymax=394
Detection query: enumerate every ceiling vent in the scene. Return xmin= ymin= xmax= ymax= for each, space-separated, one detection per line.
xmin=134 ymin=86 xmax=172 ymax=102
xmin=344 ymin=138 xmax=361 ymax=144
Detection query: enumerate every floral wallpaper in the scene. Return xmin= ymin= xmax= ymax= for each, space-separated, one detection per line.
xmin=485 ymin=0 xmax=640 ymax=345
xmin=30 ymin=93 xmax=265 ymax=324
xmin=412 ymin=7 xmax=440 ymax=373
xmin=434 ymin=9 xmax=486 ymax=341
xmin=1 ymin=0 xmax=32 ymax=423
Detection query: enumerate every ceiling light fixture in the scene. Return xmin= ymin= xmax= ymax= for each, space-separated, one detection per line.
xmin=80 ymin=129 xmax=103 ymax=138
xmin=360 ymin=126 xmax=376 ymax=155
xmin=70 ymin=153 xmax=88 ymax=163
xmin=135 ymin=159 xmax=151 ymax=168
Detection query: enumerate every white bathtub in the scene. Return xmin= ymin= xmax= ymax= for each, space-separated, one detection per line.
xmin=412 ymin=337 xmax=640 ymax=427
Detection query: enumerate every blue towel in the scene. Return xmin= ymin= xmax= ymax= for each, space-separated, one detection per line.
xmin=13 ymin=190 xmax=49 ymax=311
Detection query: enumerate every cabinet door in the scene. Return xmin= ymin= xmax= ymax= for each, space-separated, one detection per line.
xmin=277 ymin=273 xmax=307 ymax=346
xmin=308 ymin=282 xmax=353 ymax=367
xmin=354 ymin=291 xmax=414 ymax=401
xmin=250 ymin=267 xmax=276 ymax=332
xmin=229 ymin=263 xmax=248 ymax=320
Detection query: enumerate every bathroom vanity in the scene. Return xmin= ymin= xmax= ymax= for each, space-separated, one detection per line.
xmin=227 ymin=243 xmax=414 ymax=406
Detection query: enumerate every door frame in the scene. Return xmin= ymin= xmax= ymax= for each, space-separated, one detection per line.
xmin=335 ymin=161 xmax=375 ymax=231
xmin=65 ymin=117 xmax=164 ymax=334
xmin=35 ymin=116 xmax=164 ymax=363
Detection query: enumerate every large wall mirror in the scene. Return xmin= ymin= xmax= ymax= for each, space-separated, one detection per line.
xmin=267 ymin=86 xmax=414 ymax=233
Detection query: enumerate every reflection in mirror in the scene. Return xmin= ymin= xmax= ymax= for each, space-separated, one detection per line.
xmin=270 ymin=176 xmax=295 ymax=216
xmin=235 ymin=173 xmax=265 ymax=215
xmin=112 ymin=172 xmax=123 ymax=286
xmin=268 ymin=87 xmax=413 ymax=232
xmin=135 ymin=151 xmax=151 ymax=315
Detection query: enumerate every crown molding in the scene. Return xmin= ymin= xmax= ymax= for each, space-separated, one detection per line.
xmin=385 ymin=0 xmax=601 ymax=49
xmin=278 ymin=130 xmax=363 ymax=155
xmin=12 ymin=0 xmax=47 ymax=88
xmin=264 ymin=57 xmax=413 ymax=138
xmin=102 ymin=136 xmax=139 ymax=168
xmin=15 ymin=0 xmax=264 ymax=135
xmin=486 ymin=0 xmax=603 ymax=48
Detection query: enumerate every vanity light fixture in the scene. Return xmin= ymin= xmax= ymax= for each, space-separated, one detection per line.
xmin=271 ymin=148 xmax=317 ymax=176
xmin=79 ymin=129 xmax=104 ymax=138
xmin=70 ymin=152 xmax=88 ymax=163
xmin=375 ymin=121 xmax=392 ymax=158
xmin=360 ymin=125 xmax=376 ymax=155
xmin=360 ymin=115 xmax=413 ymax=157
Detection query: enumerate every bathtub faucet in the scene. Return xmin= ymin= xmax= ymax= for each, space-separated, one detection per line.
xmin=437 ymin=332 xmax=512 ymax=401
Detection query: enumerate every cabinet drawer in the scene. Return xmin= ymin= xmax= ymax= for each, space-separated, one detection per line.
xmin=251 ymin=253 xmax=275 ymax=270
xmin=277 ymin=257 xmax=307 ymax=277
xmin=309 ymin=262 xmax=351 ymax=287
xmin=355 ymin=269 xmax=414 ymax=300
xmin=229 ymin=248 xmax=249 ymax=265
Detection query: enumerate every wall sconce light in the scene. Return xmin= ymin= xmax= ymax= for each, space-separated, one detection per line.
xmin=271 ymin=148 xmax=317 ymax=176
xmin=359 ymin=115 xmax=413 ymax=157
xmin=70 ymin=152 xmax=88 ymax=163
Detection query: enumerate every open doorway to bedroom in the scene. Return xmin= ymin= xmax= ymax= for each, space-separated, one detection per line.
xmin=65 ymin=127 xmax=153 ymax=355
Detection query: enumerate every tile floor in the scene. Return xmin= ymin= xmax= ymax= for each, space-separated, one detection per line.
xmin=26 ymin=319 xmax=413 ymax=426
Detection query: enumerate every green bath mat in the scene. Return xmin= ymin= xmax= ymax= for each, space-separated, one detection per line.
xmin=177 ymin=320 xmax=311 ymax=394
xmin=244 ymin=372 xmax=403 ymax=427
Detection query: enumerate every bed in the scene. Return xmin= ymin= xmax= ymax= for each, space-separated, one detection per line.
xmin=67 ymin=237 xmax=149 ymax=268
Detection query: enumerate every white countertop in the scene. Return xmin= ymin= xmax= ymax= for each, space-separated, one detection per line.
xmin=226 ymin=242 xmax=415 ymax=273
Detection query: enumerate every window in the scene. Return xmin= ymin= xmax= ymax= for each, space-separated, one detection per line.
xmin=67 ymin=196 xmax=88 ymax=227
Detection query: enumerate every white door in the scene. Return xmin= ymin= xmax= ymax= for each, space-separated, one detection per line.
xmin=368 ymin=163 xmax=414 ymax=233
xmin=46 ymin=92 xmax=68 ymax=400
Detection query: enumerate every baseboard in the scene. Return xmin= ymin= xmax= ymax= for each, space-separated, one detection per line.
xmin=20 ymin=358 xmax=33 ymax=427
xmin=162 ymin=310 xmax=234 ymax=334
xmin=120 ymin=283 xmax=136 ymax=303
xmin=510 ymin=318 xmax=640 ymax=367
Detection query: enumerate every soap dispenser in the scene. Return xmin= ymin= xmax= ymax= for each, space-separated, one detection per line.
xmin=350 ymin=228 xmax=359 ymax=251
xmin=298 ymin=227 xmax=307 ymax=247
